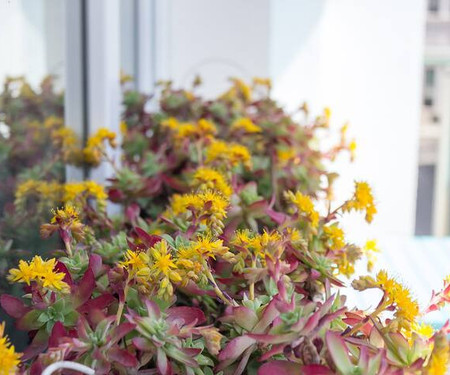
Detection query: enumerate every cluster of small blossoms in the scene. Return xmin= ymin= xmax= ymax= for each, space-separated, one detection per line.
xmin=205 ymin=139 xmax=252 ymax=169
xmin=120 ymin=236 xmax=234 ymax=300
xmin=40 ymin=204 xmax=86 ymax=243
xmin=166 ymin=190 xmax=229 ymax=234
xmin=323 ymin=225 xmax=345 ymax=250
xmin=0 ymin=322 xmax=21 ymax=375
xmin=230 ymin=117 xmax=261 ymax=134
xmin=191 ymin=167 xmax=232 ymax=198
xmin=284 ymin=190 xmax=319 ymax=228
xmin=15 ymin=179 xmax=108 ymax=214
xmin=8 ymin=256 xmax=69 ymax=293
xmin=83 ymin=127 xmax=117 ymax=166
xmin=343 ymin=181 xmax=377 ymax=223
xmin=161 ymin=117 xmax=217 ymax=142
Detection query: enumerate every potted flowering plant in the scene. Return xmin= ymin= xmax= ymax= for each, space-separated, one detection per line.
xmin=0 ymin=77 xmax=448 ymax=374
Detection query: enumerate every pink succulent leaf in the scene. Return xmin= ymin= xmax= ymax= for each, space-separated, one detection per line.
xmin=48 ymin=321 xmax=66 ymax=348
xmin=325 ymin=331 xmax=354 ymax=374
xmin=259 ymin=343 xmax=286 ymax=361
xmin=221 ymin=306 xmax=258 ymax=331
xmin=157 ymin=347 xmax=173 ymax=375
xmin=218 ymin=335 xmax=256 ymax=362
xmin=54 ymin=261 xmax=74 ymax=287
xmin=135 ymin=227 xmax=161 ymax=248
xmin=73 ymin=267 xmax=95 ymax=308
xmin=132 ymin=337 xmax=153 ymax=351
xmin=88 ymin=254 xmax=103 ymax=276
xmin=247 ymin=332 xmax=298 ymax=345
xmin=125 ymin=202 xmax=140 ymax=223
xmin=0 ymin=294 xmax=31 ymax=319
xmin=253 ymin=299 xmax=279 ymax=333
xmin=109 ymin=347 xmax=139 ymax=367
xmin=266 ymin=207 xmax=287 ymax=225
xmin=22 ymin=329 xmax=49 ymax=361
xmin=167 ymin=306 xmax=206 ymax=326
xmin=144 ymin=299 xmax=161 ymax=319
xmin=165 ymin=346 xmax=200 ymax=367
xmin=77 ymin=293 xmax=115 ymax=314
xmin=258 ymin=361 xmax=333 ymax=375
xmin=112 ymin=322 xmax=136 ymax=344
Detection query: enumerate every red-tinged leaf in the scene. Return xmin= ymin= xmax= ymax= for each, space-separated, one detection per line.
xmin=223 ymin=306 xmax=258 ymax=332
xmin=157 ymin=347 xmax=172 ymax=375
xmin=247 ymin=332 xmax=298 ymax=345
xmin=135 ymin=227 xmax=161 ymax=248
xmin=325 ymin=331 xmax=354 ymax=374
xmin=253 ymin=299 xmax=279 ymax=334
xmin=218 ymin=335 xmax=256 ymax=361
xmin=74 ymin=268 xmax=95 ymax=308
xmin=109 ymin=347 xmax=139 ymax=367
xmin=48 ymin=321 xmax=66 ymax=348
xmin=266 ymin=207 xmax=287 ymax=224
xmin=17 ymin=310 xmax=44 ymax=331
xmin=248 ymin=200 xmax=268 ymax=215
xmin=108 ymin=188 xmax=124 ymax=202
xmin=165 ymin=346 xmax=200 ymax=367
xmin=78 ymin=293 xmax=115 ymax=314
xmin=167 ymin=306 xmax=206 ymax=326
xmin=258 ymin=361 xmax=301 ymax=375
xmin=300 ymin=365 xmax=334 ymax=375
xmin=54 ymin=261 xmax=74 ymax=287
xmin=125 ymin=203 xmax=140 ymax=222
xmin=133 ymin=337 xmax=153 ymax=351
xmin=112 ymin=322 xmax=136 ymax=343
xmin=127 ymin=238 xmax=138 ymax=251
xmin=259 ymin=343 xmax=285 ymax=361
xmin=317 ymin=308 xmax=347 ymax=331
xmin=162 ymin=174 xmax=186 ymax=191
xmin=22 ymin=329 xmax=48 ymax=361
xmin=0 ymin=294 xmax=30 ymax=318
xmin=89 ymin=254 xmax=103 ymax=277
xmin=29 ymin=360 xmax=44 ymax=375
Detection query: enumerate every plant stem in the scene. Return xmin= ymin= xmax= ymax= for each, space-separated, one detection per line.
xmin=204 ymin=266 xmax=238 ymax=306
xmin=249 ymin=258 xmax=256 ymax=300
xmin=116 ymin=280 xmax=130 ymax=325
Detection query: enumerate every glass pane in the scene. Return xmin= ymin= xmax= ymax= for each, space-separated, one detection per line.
xmin=0 ymin=0 xmax=65 ymax=348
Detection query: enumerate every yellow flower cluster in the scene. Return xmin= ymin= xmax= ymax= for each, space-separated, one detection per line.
xmin=167 ymin=190 xmax=229 ymax=234
xmin=191 ymin=167 xmax=232 ymax=198
xmin=284 ymin=190 xmax=319 ymax=228
xmin=41 ymin=204 xmax=86 ymax=242
xmin=220 ymin=78 xmax=252 ymax=102
xmin=8 ymin=256 xmax=69 ymax=293
xmin=363 ymin=239 xmax=380 ymax=272
xmin=323 ymin=225 xmax=345 ymax=250
xmin=252 ymin=77 xmax=272 ymax=89
xmin=50 ymin=127 xmax=83 ymax=164
xmin=0 ymin=322 xmax=21 ymax=375
xmin=121 ymin=237 xmax=234 ymax=299
xmin=426 ymin=332 xmax=449 ymax=375
xmin=376 ymin=270 xmax=419 ymax=330
xmin=230 ymin=117 xmax=261 ymax=134
xmin=205 ymin=139 xmax=252 ymax=169
xmin=343 ymin=181 xmax=377 ymax=223
xmin=15 ymin=180 xmax=107 ymax=212
xmin=231 ymin=230 xmax=282 ymax=263
xmin=277 ymin=147 xmax=300 ymax=166
xmin=161 ymin=117 xmax=217 ymax=141
xmin=83 ymin=128 xmax=117 ymax=166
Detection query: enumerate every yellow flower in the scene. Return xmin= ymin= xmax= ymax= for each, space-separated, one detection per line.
xmin=197 ymin=119 xmax=217 ymax=135
xmin=252 ymin=77 xmax=272 ymax=89
xmin=376 ymin=270 xmax=419 ymax=328
xmin=277 ymin=148 xmax=299 ymax=166
xmin=324 ymin=225 xmax=345 ymax=250
xmin=426 ymin=332 xmax=449 ymax=375
xmin=192 ymin=235 xmax=230 ymax=260
xmin=221 ymin=78 xmax=252 ymax=102
xmin=119 ymin=249 xmax=150 ymax=278
xmin=83 ymin=128 xmax=117 ymax=166
xmin=363 ymin=239 xmax=379 ymax=272
xmin=161 ymin=117 xmax=179 ymax=130
xmin=8 ymin=256 xmax=69 ymax=293
xmin=284 ymin=190 xmax=319 ymax=228
xmin=150 ymin=241 xmax=179 ymax=281
xmin=0 ymin=322 xmax=21 ymax=375
xmin=192 ymin=167 xmax=232 ymax=197
xmin=412 ymin=322 xmax=434 ymax=339
xmin=343 ymin=181 xmax=377 ymax=223
xmin=230 ymin=117 xmax=261 ymax=134
xmin=205 ymin=139 xmax=251 ymax=169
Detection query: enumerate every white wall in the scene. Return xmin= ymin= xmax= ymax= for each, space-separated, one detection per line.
xmin=0 ymin=0 xmax=64 ymax=88
xmin=161 ymin=0 xmax=271 ymax=97
xmin=271 ymin=0 xmax=426 ymax=241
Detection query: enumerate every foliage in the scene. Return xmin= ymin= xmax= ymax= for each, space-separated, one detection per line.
xmin=0 ymin=77 xmax=449 ymax=374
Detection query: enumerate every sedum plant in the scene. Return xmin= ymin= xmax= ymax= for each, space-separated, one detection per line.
xmin=0 ymin=78 xmax=448 ymax=374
